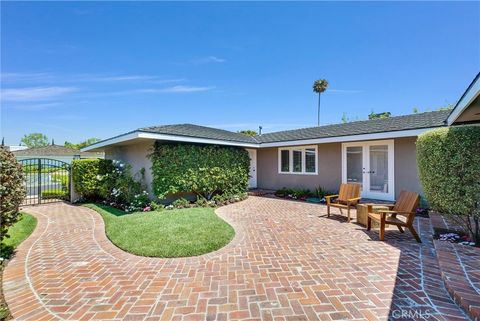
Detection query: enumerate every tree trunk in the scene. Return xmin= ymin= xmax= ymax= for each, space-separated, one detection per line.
xmin=317 ymin=93 xmax=321 ymax=126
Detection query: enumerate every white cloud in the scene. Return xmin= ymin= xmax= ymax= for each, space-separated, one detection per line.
xmin=3 ymin=102 xmax=61 ymax=110
xmin=1 ymin=87 xmax=77 ymax=102
xmin=1 ymin=72 xmax=184 ymax=84
xmin=185 ymin=56 xmax=227 ymax=65
xmin=135 ymin=85 xmax=215 ymax=93
xmin=1 ymin=72 xmax=55 ymax=83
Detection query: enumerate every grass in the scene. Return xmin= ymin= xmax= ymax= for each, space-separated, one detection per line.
xmin=1 ymin=213 xmax=37 ymax=259
xmin=84 ymin=204 xmax=235 ymax=258
xmin=0 ymin=213 xmax=37 ymax=320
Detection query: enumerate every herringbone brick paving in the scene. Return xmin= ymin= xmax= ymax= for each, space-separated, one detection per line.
xmin=3 ymin=197 xmax=469 ymax=320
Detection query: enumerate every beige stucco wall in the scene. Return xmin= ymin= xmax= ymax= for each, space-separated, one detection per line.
xmin=394 ymin=137 xmax=423 ymax=196
xmin=257 ymin=138 xmax=423 ymax=199
xmin=257 ymin=143 xmax=342 ymax=193
xmin=104 ymin=141 xmax=155 ymax=195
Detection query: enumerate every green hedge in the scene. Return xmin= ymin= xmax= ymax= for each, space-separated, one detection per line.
xmin=41 ymin=189 xmax=68 ymax=199
xmin=417 ymin=126 xmax=480 ymax=245
xmin=72 ymin=159 xmax=114 ymax=199
xmin=149 ymin=143 xmax=250 ymax=199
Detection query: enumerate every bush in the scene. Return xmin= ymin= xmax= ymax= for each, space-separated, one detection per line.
xmin=41 ymin=189 xmax=68 ymax=199
xmin=0 ymin=147 xmax=26 ymax=243
xmin=417 ymin=126 xmax=480 ymax=245
xmin=172 ymin=198 xmax=191 ymax=208
xmin=72 ymin=159 xmax=105 ymax=199
xmin=72 ymin=159 xmax=148 ymax=211
xmin=149 ymin=143 xmax=250 ymax=200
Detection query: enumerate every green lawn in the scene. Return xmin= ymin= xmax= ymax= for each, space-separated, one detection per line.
xmin=1 ymin=213 xmax=37 ymax=259
xmin=84 ymin=204 xmax=235 ymax=258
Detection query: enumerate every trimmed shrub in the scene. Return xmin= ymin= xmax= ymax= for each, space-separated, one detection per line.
xmin=41 ymin=189 xmax=68 ymax=199
xmin=417 ymin=126 xmax=480 ymax=245
xmin=0 ymin=147 xmax=26 ymax=243
xmin=72 ymin=159 xmax=106 ymax=199
xmin=149 ymin=143 xmax=250 ymax=200
xmin=72 ymin=159 xmax=148 ymax=211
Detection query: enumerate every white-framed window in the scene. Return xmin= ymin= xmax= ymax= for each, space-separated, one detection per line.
xmin=278 ymin=146 xmax=318 ymax=175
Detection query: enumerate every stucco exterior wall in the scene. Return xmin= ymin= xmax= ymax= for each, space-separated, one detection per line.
xmin=257 ymin=143 xmax=342 ymax=193
xmin=104 ymin=141 xmax=155 ymax=194
xmin=394 ymin=137 xmax=423 ymax=196
xmin=257 ymin=138 xmax=423 ymax=199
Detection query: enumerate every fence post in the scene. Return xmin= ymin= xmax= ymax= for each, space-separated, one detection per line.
xmin=37 ymin=158 xmax=41 ymax=204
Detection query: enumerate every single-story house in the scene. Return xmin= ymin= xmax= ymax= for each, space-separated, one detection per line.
xmin=14 ymin=144 xmax=103 ymax=164
xmin=83 ymin=73 xmax=480 ymax=201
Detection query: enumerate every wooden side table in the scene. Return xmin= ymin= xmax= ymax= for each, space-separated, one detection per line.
xmin=356 ymin=204 xmax=390 ymax=227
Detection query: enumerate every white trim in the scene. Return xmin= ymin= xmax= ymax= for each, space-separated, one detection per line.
xmin=261 ymin=127 xmax=440 ymax=148
xmin=246 ymin=149 xmax=257 ymax=188
xmin=447 ymin=75 xmax=480 ymax=125
xmin=278 ymin=145 xmax=318 ymax=175
xmin=81 ymin=131 xmax=260 ymax=151
xmin=341 ymin=140 xmax=395 ymax=201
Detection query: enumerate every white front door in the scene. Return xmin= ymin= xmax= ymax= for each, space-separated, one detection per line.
xmin=342 ymin=140 xmax=394 ymax=201
xmin=246 ymin=149 xmax=257 ymax=189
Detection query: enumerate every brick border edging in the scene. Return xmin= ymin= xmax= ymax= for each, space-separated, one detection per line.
xmin=429 ymin=213 xmax=480 ymax=320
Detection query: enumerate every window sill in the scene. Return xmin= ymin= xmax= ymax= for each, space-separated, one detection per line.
xmin=278 ymin=171 xmax=318 ymax=176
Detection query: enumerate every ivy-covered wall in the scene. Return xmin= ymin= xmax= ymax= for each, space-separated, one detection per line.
xmin=149 ymin=142 xmax=251 ymax=199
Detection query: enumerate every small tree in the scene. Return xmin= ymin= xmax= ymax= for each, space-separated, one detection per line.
xmin=417 ymin=126 xmax=480 ymax=245
xmin=368 ymin=111 xmax=391 ymax=120
xmin=238 ymin=130 xmax=258 ymax=137
xmin=312 ymin=79 xmax=329 ymax=126
xmin=21 ymin=133 xmax=49 ymax=148
xmin=65 ymin=138 xmax=101 ymax=150
xmin=0 ymin=147 xmax=26 ymax=243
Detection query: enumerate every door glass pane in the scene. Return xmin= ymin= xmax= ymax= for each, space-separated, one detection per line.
xmin=280 ymin=150 xmax=290 ymax=172
xmin=293 ymin=150 xmax=302 ymax=172
xmin=369 ymin=145 xmax=388 ymax=193
xmin=346 ymin=146 xmax=363 ymax=185
xmin=305 ymin=148 xmax=316 ymax=173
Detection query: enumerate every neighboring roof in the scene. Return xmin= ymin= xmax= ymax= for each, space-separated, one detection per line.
xmin=447 ymin=72 xmax=480 ymax=125
xmin=13 ymin=144 xmax=101 ymax=157
xmin=256 ymin=109 xmax=450 ymax=143
xmin=139 ymin=124 xmax=258 ymax=144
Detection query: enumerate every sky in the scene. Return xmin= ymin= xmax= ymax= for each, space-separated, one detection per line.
xmin=1 ymin=1 xmax=479 ymax=145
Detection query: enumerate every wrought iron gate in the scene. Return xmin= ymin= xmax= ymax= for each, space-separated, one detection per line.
xmin=20 ymin=158 xmax=71 ymax=205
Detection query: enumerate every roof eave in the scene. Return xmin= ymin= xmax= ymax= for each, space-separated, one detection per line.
xmin=447 ymin=72 xmax=480 ymax=125
xmin=81 ymin=130 xmax=260 ymax=151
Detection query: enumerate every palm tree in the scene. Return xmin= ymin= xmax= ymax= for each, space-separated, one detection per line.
xmin=313 ymin=79 xmax=329 ymax=126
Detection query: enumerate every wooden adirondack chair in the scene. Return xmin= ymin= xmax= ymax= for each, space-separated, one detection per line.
xmin=325 ymin=183 xmax=361 ymax=222
xmin=367 ymin=191 xmax=421 ymax=242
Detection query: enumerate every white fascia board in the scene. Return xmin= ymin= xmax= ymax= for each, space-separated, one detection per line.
xmin=81 ymin=131 xmax=260 ymax=151
xmin=259 ymin=127 xmax=442 ymax=148
xmin=82 ymin=126 xmax=446 ymax=152
xmin=447 ymin=76 xmax=480 ymax=125
xmin=137 ymin=132 xmax=260 ymax=148
xmin=81 ymin=132 xmax=140 ymax=151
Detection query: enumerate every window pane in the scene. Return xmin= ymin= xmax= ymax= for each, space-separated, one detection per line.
xmin=293 ymin=150 xmax=302 ymax=172
xmin=369 ymin=145 xmax=388 ymax=193
xmin=305 ymin=148 xmax=316 ymax=173
xmin=346 ymin=146 xmax=363 ymax=184
xmin=280 ymin=150 xmax=290 ymax=172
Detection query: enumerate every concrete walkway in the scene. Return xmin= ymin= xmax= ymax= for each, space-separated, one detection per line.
xmin=3 ymin=197 xmax=469 ymax=320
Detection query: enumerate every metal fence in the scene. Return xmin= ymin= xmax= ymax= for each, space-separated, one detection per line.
xmin=19 ymin=158 xmax=71 ymax=205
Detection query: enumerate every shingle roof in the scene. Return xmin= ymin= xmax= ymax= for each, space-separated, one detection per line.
xmin=256 ymin=110 xmax=450 ymax=143
xmin=13 ymin=145 xmax=101 ymax=157
xmin=139 ymin=124 xmax=258 ymax=144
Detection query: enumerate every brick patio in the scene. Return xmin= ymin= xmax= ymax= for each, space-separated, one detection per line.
xmin=3 ymin=197 xmax=470 ymax=320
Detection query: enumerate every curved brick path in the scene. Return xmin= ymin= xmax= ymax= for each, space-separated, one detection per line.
xmin=3 ymin=197 xmax=469 ymax=321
